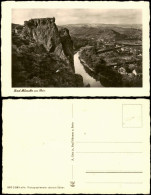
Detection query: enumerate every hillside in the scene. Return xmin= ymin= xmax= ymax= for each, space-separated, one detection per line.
xmin=61 ymin=24 xmax=142 ymax=41
xmin=12 ymin=18 xmax=83 ymax=87
xmin=12 ymin=20 xmax=142 ymax=88
xmin=60 ymin=24 xmax=142 ymax=87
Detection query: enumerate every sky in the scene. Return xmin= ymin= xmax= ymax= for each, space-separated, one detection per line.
xmin=12 ymin=9 xmax=142 ymax=25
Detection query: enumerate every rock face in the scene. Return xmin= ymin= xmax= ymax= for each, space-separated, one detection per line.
xmin=59 ymin=28 xmax=74 ymax=71
xmin=21 ymin=17 xmax=74 ymax=72
xmin=23 ymin=18 xmax=59 ymax=51
xmin=12 ymin=18 xmax=83 ymax=87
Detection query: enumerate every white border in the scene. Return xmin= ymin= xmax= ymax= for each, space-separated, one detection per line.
xmin=1 ymin=1 xmax=150 ymax=97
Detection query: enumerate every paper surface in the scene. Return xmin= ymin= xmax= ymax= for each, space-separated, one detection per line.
xmin=2 ymin=99 xmax=150 ymax=194
xmin=1 ymin=1 xmax=150 ymax=97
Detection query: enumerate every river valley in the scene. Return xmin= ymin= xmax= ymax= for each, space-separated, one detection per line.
xmin=74 ymin=52 xmax=103 ymax=87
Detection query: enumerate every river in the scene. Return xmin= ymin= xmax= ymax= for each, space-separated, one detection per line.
xmin=74 ymin=52 xmax=103 ymax=87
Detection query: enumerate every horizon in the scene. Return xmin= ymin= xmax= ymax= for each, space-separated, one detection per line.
xmin=12 ymin=21 xmax=142 ymax=26
xmin=60 ymin=23 xmax=142 ymax=26
xmin=12 ymin=9 xmax=142 ymax=25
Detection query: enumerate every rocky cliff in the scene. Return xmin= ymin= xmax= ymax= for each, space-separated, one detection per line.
xmin=12 ymin=18 xmax=83 ymax=87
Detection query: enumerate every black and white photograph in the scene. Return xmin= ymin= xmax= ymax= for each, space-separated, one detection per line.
xmin=1 ymin=2 xmax=150 ymax=194
xmin=1 ymin=1 xmax=149 ymax=96
xmin=12 ymin=8 xmax=143 ymax=87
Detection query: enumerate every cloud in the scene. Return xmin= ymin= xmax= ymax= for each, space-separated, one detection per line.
xmin=12 ymin=9 xmax=142 ymax=25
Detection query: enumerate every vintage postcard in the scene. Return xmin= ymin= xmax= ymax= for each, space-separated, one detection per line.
xmin=2 ymin=99 xmax=150 ymax=194
xmin=1 ymin=1 xmax=150 ymax=96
